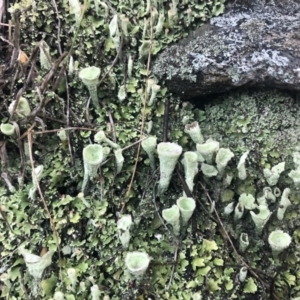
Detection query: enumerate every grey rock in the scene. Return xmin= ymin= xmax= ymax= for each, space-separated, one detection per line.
xmin=152 ymin=0 xmax=300 ymax=99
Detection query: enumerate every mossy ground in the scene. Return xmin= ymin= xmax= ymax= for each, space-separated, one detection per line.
xmin=1 ymin=1 xmax=300 ymax=299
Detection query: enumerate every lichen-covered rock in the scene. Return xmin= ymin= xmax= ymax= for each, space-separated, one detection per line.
xmin=152 ymin=0 xmax=300 ymax=99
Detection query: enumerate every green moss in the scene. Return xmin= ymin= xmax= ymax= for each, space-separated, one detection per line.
xmin=2 ymin=0 xmax=300 ymax=299
xmin=200 ymin=89 xmax=300 ymax=171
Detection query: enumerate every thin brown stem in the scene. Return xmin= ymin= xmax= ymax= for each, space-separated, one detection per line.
xmin=198 ymin=181 xmax=273 ymax=295
xmin=120 ymin=9 xmax=154 ymax=214
xmin=27 ymin=132 xmax=63 ymax=281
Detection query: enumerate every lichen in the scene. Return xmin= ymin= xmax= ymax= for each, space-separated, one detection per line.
xmin=2 ymin=0 xmax=300 ymax=299
xmin=199 ymin=89 xmax=300 ymax=170
xmin=152 ymin=0 xmax=300 ymax=98
xmin=0 ymin=0 xmax=230 ymax=299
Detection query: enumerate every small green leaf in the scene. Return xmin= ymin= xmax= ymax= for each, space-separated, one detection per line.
xmin=127 ymin=84 xmax=136 ymax=93
xmin=70 ymin=212 xmax=81 ymax=223
xmin=41 ymin=275 xmax=58 ymax=296
xmin=9 ymin=267 xmax=21 ymax=281
xmin=269 ymin=151 xmax=280 ymax=158
xmin=192 ymin=257 xmax=205 ymax=270
xmin=213 ymin=258 xmax=224 ymax=266
xmin=197 ymin=266 xmax=211 ymax=276
xmin=225 ymin=279 xmax=234 ymax=290
xmin=221 ymin=189 xmax=235 ymax=202
xmin=224 ymin=267 xmax=235 ymax=276
xmin=105 ymin=37 xmax=115 ymax=51
xmin=190 ymin=245 xmax=198 ymax=257
xmin=80 ymin=131 xmax=91 ymax=138
xmin=161 ymin=87 xmax=168 ymax=96
xmin=156 ymin=102 xmax=165 ymax=116
xmin=130 ymin=26 xmax=140 ymax=35
xmin=200 ymin=239 xmax=218 ymax=254
xmin=208 ymin=278 xmax=219 ymax=291
xmin=236 ymin=116 xmax=252 ymax=126
xmin=139 ymin=69 xmax=148 ymax=75
xmin=244 ymin=277 xmax=257 ymax=293
xmin=76 ymin=262 xmax=89 ymax=274
xmin=186 ymin=280 xmax=197 ymax=288
xmin=54 ymin=195 xmax=74 ymax=207
xmin=180 ymin=259 xmax=189 ymax=272
xmin=284 ymin=273 xmax=296 ymax=286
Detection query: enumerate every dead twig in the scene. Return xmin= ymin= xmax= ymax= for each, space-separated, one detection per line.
xmin=0 ymin=36 xmax=14 ymax=46
xmin=98 ymin=1 xmax=124 ymax=89
xmin=120 ymin=7 xmax=154 ymax=214
xmin=0 ymin=23 xmax=14 ymax=27
xmin=18 ymin=126 xmax=97 ymax=140
xmin=176 ymin=167 xmax=218 ymax=223
xmin=121 ymin=136 xmax=148 ymax=152
xmin=9 ymin=11 xmax=21 ymax=68
xmin=11 ymin=121 xmax=26 ymax=180
xmin=9 ymin=46 xmax=39 ymax=122
xmin=27 ymin=131 xmax=63 ymax=281
xmin=39 ymin=52 xmax=68 ymax=93
xmin=52 ymin=0 xmax=74 ymax=165
xmin=198 ymin=181 xmax=279 ymax=299
xmin=149 ymin=173 xmax=181 ymax=290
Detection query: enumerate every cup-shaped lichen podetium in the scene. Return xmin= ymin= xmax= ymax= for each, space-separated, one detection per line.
xmin=117 ymin=214 xmax=133 ymax=248
xmin=239 ymin=233 xmax=249 ymax=253
xmin=141 ymin=136 xmax=157 ymax=171
xmin=268 ymin=230 xmax=292 ymax=257
xmin=184 ymin=121 xmax=203 ymax=144
xmin=157 ymin=142 xmax=182 ymax=195
xmin=19 ymin=247 xmax=54 ymax=280
xmin=82 ymin=144 xmax=103 ymax=192
xmin=182 ymin=151 xmax=198 ymax=193
xmin=216 ymin=148 xmax=234 ymax=177
xmin=79 ymin=66 xmax=101 ymax=109
xmin=176 ymin=196 xmax=196 ymax=228
xmin=8 ymin=97 xmax=31 ymax=119
xmin=125 ymin=251 xmax=150 ymax=278
xmin=162 ymin=204 xmax=181 ymax=236
xmin=196 ymin=139 xmax=219 ymax=164
xmin=0 ymin=123 xmax=15 ymax=136
xmin=288 ymin=169 xmax=300 ymax=189
xmin=250 ymin=205 xmax=272 ymax=235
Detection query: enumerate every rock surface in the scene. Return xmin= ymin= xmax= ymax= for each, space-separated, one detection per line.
xmin=152 ymin=0 xmax=300 ymax=99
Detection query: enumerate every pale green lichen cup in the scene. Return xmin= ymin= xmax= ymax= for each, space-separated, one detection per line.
xmin=268 ymin=230 xmax=292 ymax=257
xmin=79 ymin=66 xmax=101 ymax=109
xmin=125 ymin=251 xmax=150 ymax=278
